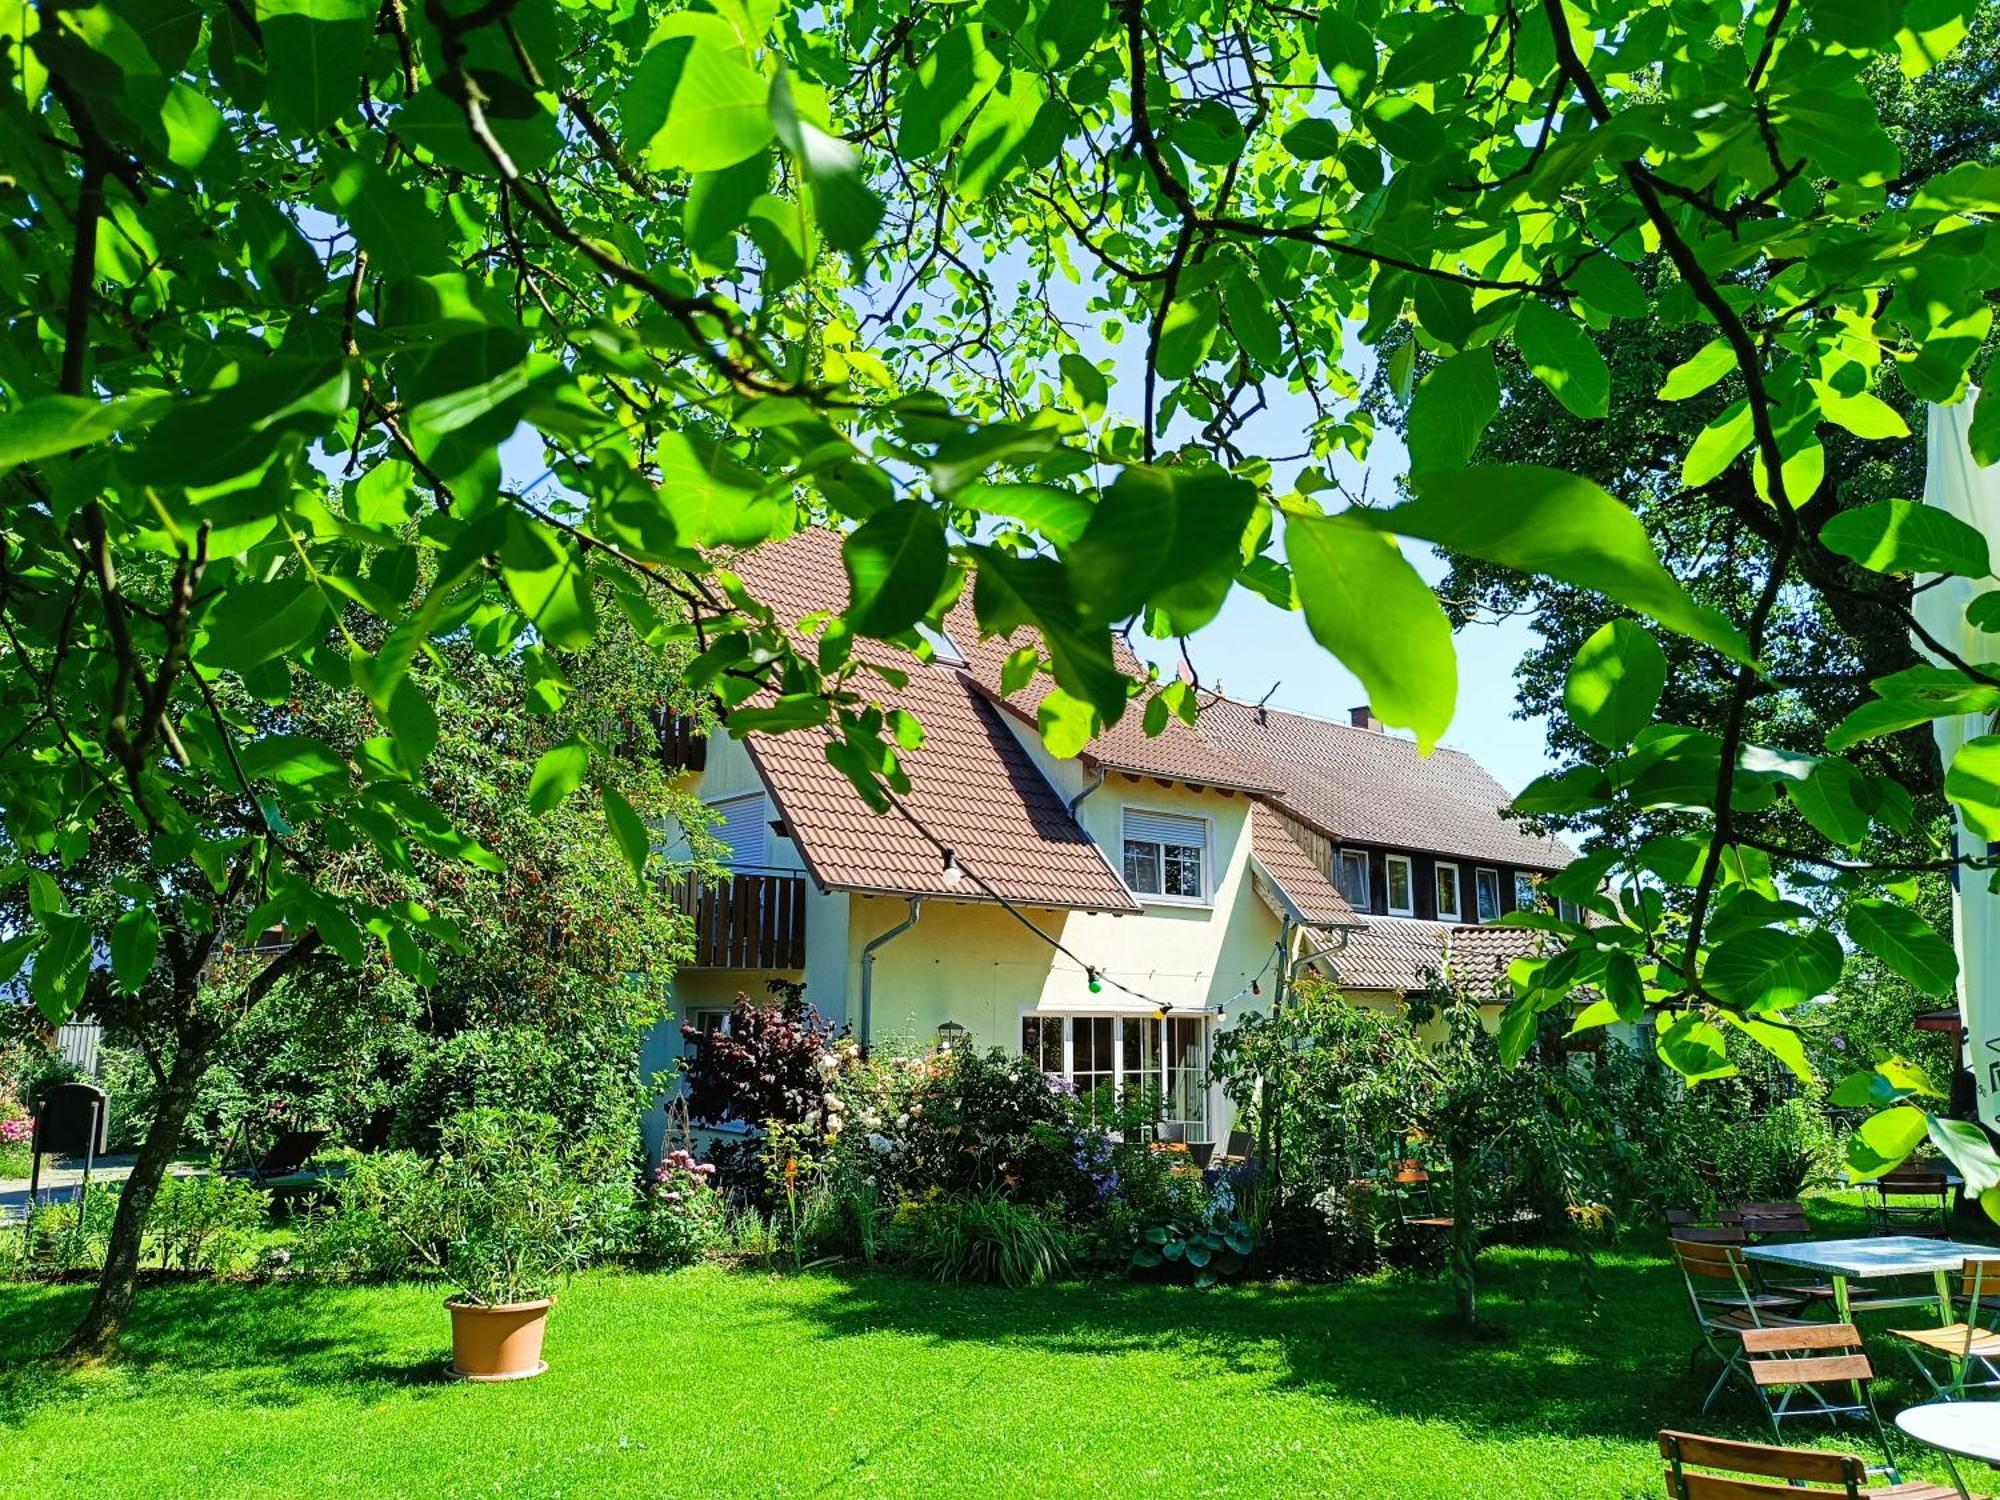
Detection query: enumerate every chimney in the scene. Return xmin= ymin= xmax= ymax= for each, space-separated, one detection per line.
xmin=1348 ymin=705 xmax=1381 ymax=732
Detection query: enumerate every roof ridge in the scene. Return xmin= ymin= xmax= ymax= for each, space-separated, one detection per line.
xmin=1200 ymin=689 xmax=1487 ymax=762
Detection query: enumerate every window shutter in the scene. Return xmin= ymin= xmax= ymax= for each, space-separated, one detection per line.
xmin=711 ymin=793 xmax=768 ymax=868
xmin=1123 ymin=809 xmax=1205 ymax=849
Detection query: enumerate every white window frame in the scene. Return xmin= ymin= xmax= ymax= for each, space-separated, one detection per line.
xmin=1475 ymin=867 xmax=1500 ymax=923
xmin=1515 ymin=871 xmax=1540 ymax=912
xmin=1434 ymin=861 xmax=1463 ymax=923
xmin=1557 ymin=896 xmax=1582 ymax=925
xmin=1020 ymin=1008 xmax=1214 ymax=1142
xmin=1384 ymin=853 xmax=1416 ymax=916
xmin=1119 ymin=805 xmax=1213 ymax=907
xmin=1335 ymin=849 xmax=1371 ymax=912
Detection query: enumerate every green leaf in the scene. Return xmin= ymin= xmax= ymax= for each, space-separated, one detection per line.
xmin=1313 ymin=11 xmax=1375 ymax=104
xmin=322 ymin=158 xmax=453 ymax=282
xmin=1563 ymin=619 xmax=1664 ymax=749
xmin=1286 ymin=513 xmax=1456 ymax=751
xmin=529 ymin=738 xmax=590 ymax=815
xmin=962 ymin=482 xmax=1093 ymax=550
xmin=626 ymin=23 xmax=774 ymax=173
xmin=1281 ymin=118 xmax=1341 ymax=160
xmin=1658 ymin=339 xmax=1735 ymax=401
xmin=770 ymin=68 xmax=883 ymax=253
xmin=1037 ymin=687 xmax=1098 ymax=758
xmin=603 ymin=786 xmax=652 ymax=887
xmin=1847 ymin=898 xmax=1958 ymax=996
xmin=1847 ymin=1104 xmax=1928 ymax=1179
xmin=1820 ymin=498 xmax=1990 ymax=577
xmin=1405 ymin=349 xmax=1498 ymax=470
xmin=1971 ymin=382 xmax=2000 ymax=468
xmin=1656 ymin=1012 xmax=1734 ymax=1082
xmin=1378 ymin=466 xmax=1751 ymax=662
xmin=1819 ymin=389 xmax=1911 ymax=441
xmin=111 ymin=904 xmax=158 ymax=996
xmin=1947 ymin=735 xmax=2000 ymax=840
xmin=29 ymin=912 xmax=92 ymax=1026
xmin=1704 ymin=927 xmax=1843 ymax=1013
xmin=261 ymin=5 xmax=370 ymax=134
xmin=1065 ymin=466 xmax=1256 ymax=633
xmin=1513 ymin=300 xmax=1609 ymax=418
xmin=0 ymin=394 xmax=149 ymax=475
xmin=970 ymin=548 xmax=1128 ymax=724
xmin=1569 ymin=255 xmax=1647 ymax=321
xmin=198 ymin=579 xmax=331 ymax=676
xmin=1156 ymin=292 xmax=1220 ymax=381
xmin=1058 ymin=354 xmax=1108 ymax=420
xmin=500 ymin=516 xmax=597 ymax=651
xmin=1497 ymin=997 xmax=1539 ymax=1066
xmin=843 ymin=503 xmax=948 ymax=637
xmin=1682 ymin=400 xmax=1754 ymax=487
xmin=1786 ymin=759 xmax=1871 ymax=846
xmin=1930 ymin=1116 xmax=2000 ymax=1195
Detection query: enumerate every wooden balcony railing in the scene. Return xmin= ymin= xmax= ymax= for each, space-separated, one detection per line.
xmin=642 ymin=708 xmax=707 ymax=774
xmin=672 ymin=869 xmax=807 ymax=969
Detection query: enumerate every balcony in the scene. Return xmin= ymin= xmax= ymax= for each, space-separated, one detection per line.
xmin=641 ymin=708 xmax=707 ymax=774
xmin=672 ymin=868 xmax=807 ymax=969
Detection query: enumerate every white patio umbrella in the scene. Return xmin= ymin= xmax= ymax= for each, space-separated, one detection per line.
xmin=1916 ymin=398 xmax=2000 ymax=1132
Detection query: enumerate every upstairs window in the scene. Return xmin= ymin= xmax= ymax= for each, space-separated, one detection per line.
xmin=1475 ymin=868 xmax=1500 ymax=923
xmin=1514 ymin=872 xmax=1539 ymax=911
xmin=1385 ymin=853 xmax=1415 ymax=916
xmin=1335 ymin=849 xmax=1370 ymax=911
xmin=708 ymin=793 xmax=768 ymax=870
xmin=1435 ymin=862 xmax=1463 ymax=923
xmin=1122 ymin=809 xmax=1208 ymax=901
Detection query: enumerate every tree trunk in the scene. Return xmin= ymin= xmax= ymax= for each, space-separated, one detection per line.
xmin=1447 ymin=1143 xmax=1479 ymax=1330
xmin=62 ymin=1032 xmax=210 ymax=1357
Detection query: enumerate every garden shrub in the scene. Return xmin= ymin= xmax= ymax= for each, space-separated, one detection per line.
xmin=679 ymin=982 xmax=843 ymax=1130
xmin=147 ymin=1175 xmax=268 ymax=1275
xmin=629 ymin=1149 xmax=727 ymax=1268
xmin=311 ymin=1109 xmax=631 ymax=1301
xmin=890 ymin=1190 xmax=1074 ymax=1287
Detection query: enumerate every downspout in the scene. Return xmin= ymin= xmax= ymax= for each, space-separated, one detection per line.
xmin=1066 ymin=765 xmax=1106 ymax=817
xmin=858 ymin=898 xmax=922 ymax=1058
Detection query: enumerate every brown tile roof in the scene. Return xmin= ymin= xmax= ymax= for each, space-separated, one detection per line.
xmin=1195 ymin=696 xmax=1574 ymax=871
xmin=1321 ymin=915 xmax=1550 ymax=997
xmin=948 ymin=612 xmax=1279 ymax=794
xmin=1249 ymin=805 xmax=1361 ymax=927
xmin=720 ymin=530 xmax=1138 ymax=911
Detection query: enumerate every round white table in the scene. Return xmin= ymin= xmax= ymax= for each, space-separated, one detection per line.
xmin=1896 ymin=1402 xmax=2000 ymax=1499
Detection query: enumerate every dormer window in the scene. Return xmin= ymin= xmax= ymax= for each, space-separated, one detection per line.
xmin=1335 ymin=850 xmax=1370 ymax=912
xmin=1385 ymin=853 xmax=1415 ymax=916
xmin=916 ymin=621 xmax=966 ymax=666
xmin=1474 ymin=868 xmax=1500 ymax=922
xmin=1435 ymin=862 xmax=1463 ymax=923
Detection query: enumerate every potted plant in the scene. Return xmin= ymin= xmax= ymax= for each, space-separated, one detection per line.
xmin=362 ymin=1108 xmax=608 ymax=1381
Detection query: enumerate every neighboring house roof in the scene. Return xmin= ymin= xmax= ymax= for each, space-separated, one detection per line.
xmin=719 ymin=530 xmax=1138 ymax=912
xmin=1324 ymin=915 xmax=1551 ymax=998
xmin=1247 ymin=804 xmax=1361 ymax=928
xmin=1195 ymin=695 xmax=1574 ymax=871
xmin=949 ymin=613 xmax=1279 ymax=795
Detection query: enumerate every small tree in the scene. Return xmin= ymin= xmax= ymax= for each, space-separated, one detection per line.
xmin=678 ymin=981 xmax=845 ymax=1130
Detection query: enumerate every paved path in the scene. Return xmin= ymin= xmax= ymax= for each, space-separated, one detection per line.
xmin=0 ymin=1156 xmax=202 ymax=1224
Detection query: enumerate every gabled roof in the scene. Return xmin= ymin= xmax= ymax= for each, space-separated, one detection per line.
xmin=1195 ymin=695 xmax=1574 ymax=871
xmin=720 ymin=530 xmax=1138 ymax=912
xmin=1248 ymin=804 xmax=1360 ymax=928
xmin=948 ymin=611 xmax=1279 ymax=794
xmin=1325 ymin=915 xmax=1551 ymax=997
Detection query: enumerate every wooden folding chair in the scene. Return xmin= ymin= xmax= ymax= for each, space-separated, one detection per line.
xmin=1867 ymin=1168 xmax=1952 ymax=1237
xmin=1890 ymin=1257 xmax=2000 ymax=1401
xmin=1657 ymin=1430 xmax=1967 ymax=1500
xmin=1669 ymin=1237 xmax=1810 ymax=1411
xmin=1737 ymin=1200 xmax=1885 ymax=1308
xmin=1389 ymin=1160 xmax=1453 ymax=1232
xmin=1739 ymin=1324 xmax=1901 ymax=1481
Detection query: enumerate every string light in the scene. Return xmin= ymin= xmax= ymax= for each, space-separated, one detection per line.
xmin=940 ymin=848 xmax=963 ymax=888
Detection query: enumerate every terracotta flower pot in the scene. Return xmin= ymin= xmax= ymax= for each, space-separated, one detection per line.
xmin=445 ymin=1296 xmax=552 ymax=1382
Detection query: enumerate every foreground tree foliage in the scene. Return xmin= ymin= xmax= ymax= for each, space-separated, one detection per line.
xmin=5 ymin=0 xmax=2000 ymax=1345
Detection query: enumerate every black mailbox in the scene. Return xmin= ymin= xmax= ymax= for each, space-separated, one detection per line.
xmin=34 ymin=1081 xmax=108 ymax=1157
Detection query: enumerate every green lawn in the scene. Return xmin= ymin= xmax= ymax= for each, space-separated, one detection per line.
xmin=0 ymin=1245 xmax=1967 ymax=1499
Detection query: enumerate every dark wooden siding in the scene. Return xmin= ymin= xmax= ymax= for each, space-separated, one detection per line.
xmin=1336 ymin=843 xmax=1557 ymax=923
